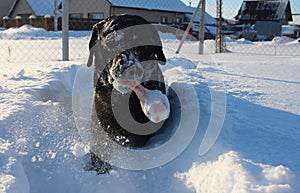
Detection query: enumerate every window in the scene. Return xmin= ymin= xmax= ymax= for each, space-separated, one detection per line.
xmin=69 ymin=13 xmax=83 ymax=19
xmin=88 ymin=12 xmax=104 ymax=20
xmin=175 ymin=17 xmax=182 ymax=23
xmin=161 ymin=16 xmax=168 ymax=24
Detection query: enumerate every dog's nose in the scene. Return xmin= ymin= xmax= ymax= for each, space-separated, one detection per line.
xmin=116 ymin=53 xmax=127 ymax=66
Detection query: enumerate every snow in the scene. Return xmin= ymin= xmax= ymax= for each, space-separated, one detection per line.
xmin=0 ymin=25 xmax=90 ymax=40
xmin=185 ymin=7 xmax=216 ymax=25
xmin=176 ymin=151 xmax=296 ymax=193
xmin=109 ymin=0 xmax=191 ymax=14
xmin=0 ymin=139 xmax=30 ymax=193
xmin=0 ymin=25 xmax=300 ymax=193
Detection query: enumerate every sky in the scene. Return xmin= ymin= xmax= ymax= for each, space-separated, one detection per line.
xmin=181 ymin=0 xmax=300 ymax=24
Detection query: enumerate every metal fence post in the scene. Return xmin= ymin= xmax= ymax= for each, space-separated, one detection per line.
xmin=199 ymin=0 xmax=206 ymax=55
xmin=176 ymin=1 xmax=201 ymax=54
xmin=62 ymin=0 xmax=69 ymax=61
xmin=54 ymin=0 xmax=58 ymax=31
xmin=216 ymin=0 xmax=223 ymax=53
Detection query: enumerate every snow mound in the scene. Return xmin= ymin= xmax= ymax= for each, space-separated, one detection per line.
xmin=290 ymin=38 xmax=300 ymax=44
xmin=158 ymin=32 xmax=178 ymax=41
xmin=224 ymin=37 xmax=254 ymax=45
xmin=0 ymin=25 xmax=58 ymax=40
xmin=0 ymin=25 xmax=90 ymax=40
xmin=176 ymin=151 xmax=296 ymax=193
xmin=272 ymin=36 xmax=295 ymax=44
xmin=26 ymin=64 xmax=78 ymax=104
xmin=166 ymin=57 xmax=197 ymax=69
xmin=0 ymin=139 xmax=30 ymax=193
xmin=236 ymin=38 xmax=254 ymax=45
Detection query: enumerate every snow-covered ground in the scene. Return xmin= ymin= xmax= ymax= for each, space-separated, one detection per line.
xmin=0 ymin=26 xmax=300 ymax=193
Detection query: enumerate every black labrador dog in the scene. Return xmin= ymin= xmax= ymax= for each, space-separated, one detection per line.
xmin=87 ymin=14 xmax=167 ymax=173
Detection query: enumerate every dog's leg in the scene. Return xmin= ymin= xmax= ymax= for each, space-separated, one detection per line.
xmin=88 ymin=86 xmax=114 ymax=174
xmin=89 ymin=152 xmax=112 ymax=175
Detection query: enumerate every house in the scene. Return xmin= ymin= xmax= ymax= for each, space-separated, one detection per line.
xmin=6 ymin=0 xmax=217 ymax=32
xmin=8 ymin=0 xmax=214 ymax=25
xmin=8 ymin=0 xmax=189 ymax=23
xmin=235 ymin=0 xmax=293 ymax=25
xmin=8 ymin=0 xmax=62 ymax=19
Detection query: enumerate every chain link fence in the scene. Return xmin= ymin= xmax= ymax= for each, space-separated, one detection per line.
xmin=0 ymin=0 xmax=299 ymax=63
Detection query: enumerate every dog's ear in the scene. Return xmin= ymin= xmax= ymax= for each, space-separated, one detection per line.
xmin=87 ymin=22 xmax=104 ymax=67
xmin=89 ymin=22 xmax=104 ymax=49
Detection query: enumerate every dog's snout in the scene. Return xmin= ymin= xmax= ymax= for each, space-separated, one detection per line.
xmin=109 ymin=49 xmax=145 ymax=85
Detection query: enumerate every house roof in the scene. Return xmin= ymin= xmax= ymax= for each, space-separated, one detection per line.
xmin=26 ymin=0 xmax=62 ymax=16
xmin=185 ymin=6 xmax=216 ymax=25
xmin=235 ymin=0 xmax=293 ymax=22
xmin=109 ymin=0 xmax=215 ymax=24
xmin=108 ymin=0 xmax=192 ymax=13
xmin=9 ymin=0 xmax=62 ymax=17
xmin=0 ymin=0 xmax=16 ymax=18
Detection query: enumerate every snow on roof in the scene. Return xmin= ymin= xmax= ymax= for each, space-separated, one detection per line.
xmin=185 ymin=7 xmax=216 ymax=25
xmin=108 ymin=0 xmax=192 ymax=13
xmin=27 ymin=0 xmax=62 ymax=16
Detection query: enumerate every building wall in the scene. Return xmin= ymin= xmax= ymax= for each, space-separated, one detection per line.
xmin=111 ymin=7 xmax=185 ymax=24
xmin=69 ymin=0 xmax=110 ymax=19
xmin=10 ymin=0 xmax=33 ymax=18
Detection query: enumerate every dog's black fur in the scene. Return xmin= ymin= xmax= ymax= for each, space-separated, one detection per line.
xmin=87 ymin=15 xmax=167 ymax=173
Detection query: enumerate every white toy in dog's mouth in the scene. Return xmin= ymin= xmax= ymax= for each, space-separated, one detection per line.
xmin=118 ymin=80 xmax=170 ymax=123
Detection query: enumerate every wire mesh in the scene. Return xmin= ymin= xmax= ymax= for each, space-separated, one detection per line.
xmin=0 ymin=0 xmax=299 ymax=63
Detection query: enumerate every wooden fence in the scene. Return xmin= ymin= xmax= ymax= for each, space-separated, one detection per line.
xmin=2 ymin=16 xmax=101 ymax=31
xmin=1 ymin=16 xmax=181 ymax=38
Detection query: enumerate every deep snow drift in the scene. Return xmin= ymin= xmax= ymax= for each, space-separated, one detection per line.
xmin=0 ymin=26 xmax=300 ymax=193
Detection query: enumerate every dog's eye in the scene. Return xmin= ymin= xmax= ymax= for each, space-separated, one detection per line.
xmin=120 ymin=54 xmax=127 ymax=64
xmin=131 ymin=48 xmax=140 ymax=56
xmin=134 ymin=50 xmax=140 ymax=56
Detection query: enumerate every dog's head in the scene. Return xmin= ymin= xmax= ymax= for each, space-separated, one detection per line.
xmin=88 ymin=14 xmax=166 ymax=93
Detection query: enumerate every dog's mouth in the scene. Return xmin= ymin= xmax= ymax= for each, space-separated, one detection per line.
xmin=117 ymin=80 xmax=170 ymax=123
